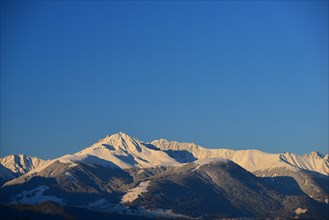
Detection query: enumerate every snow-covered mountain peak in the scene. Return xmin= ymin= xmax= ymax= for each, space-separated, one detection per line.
xmin=0 ymin=154 xmax=46 ymax=173
xmin=56 ymin=132 xmax=180 ymax=169
xmin=105 ymin=132 xmax=138 ymax=142
xmin=307 ymin=151 xmax=324 ymax=159
xmin=0 ymin=155 xmax=47 ymax=182
xmin=83 ymin=132 xmax=146 ymax=156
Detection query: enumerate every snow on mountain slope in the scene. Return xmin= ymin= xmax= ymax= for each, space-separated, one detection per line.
xmin=10 ymin=185 xmax=64 ymax=205
xmin=53 ymin=132 xmax=179 ymax=169
xmin=151 ymin=139 xmax=329 ymax=175
xmin=0 ymin=155 xmax=47 ymax=181
xmin=280 ymin=151 xmax=329 ymax=175
xmin=121 ymin=180 xmax=150 ymax=203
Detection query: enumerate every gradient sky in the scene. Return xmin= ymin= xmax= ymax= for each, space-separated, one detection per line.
xmin=1 ymin=1 xmax=328 ymax=159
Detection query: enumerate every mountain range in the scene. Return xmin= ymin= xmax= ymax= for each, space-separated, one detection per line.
xmin=1 ymin=132 xmax=328 ymax=219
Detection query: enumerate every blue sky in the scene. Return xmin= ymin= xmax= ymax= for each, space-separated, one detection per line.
xmin=1 ymin=1 xmax=328 ymax=159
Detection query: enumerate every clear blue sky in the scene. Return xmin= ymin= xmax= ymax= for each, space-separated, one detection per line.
xmin=1 ymin=1 xmax=328 ymax=159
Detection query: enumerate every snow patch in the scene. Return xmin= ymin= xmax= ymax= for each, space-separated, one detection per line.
xmin=10 ymin=185 xmax=64 ymax=205
xmin=121 ymin=181 xmax=150 ymax=203
xmin=65 ymin=171 xmax=74 ymax=180
xmin=137 ymin=169 xmax=145 ymax=175
xmin=295 ymin=207 xmax=308 ymax=215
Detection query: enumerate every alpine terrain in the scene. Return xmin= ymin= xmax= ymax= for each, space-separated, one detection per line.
xmin=1 ymin=132 xmax=328 ymax=219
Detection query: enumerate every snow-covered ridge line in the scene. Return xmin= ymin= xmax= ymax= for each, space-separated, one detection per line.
xmin=1 ymin=132 xmax=328 ymax=182
xmin=151 ymin=138 xmax=329 ymax=175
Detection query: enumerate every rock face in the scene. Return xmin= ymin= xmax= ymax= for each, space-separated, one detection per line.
xmin=1 ymin=132 xmax=328 ymax=219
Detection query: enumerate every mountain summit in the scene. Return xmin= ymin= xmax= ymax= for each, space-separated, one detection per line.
xmin=56 ymin=132 xmax=179 ymax=169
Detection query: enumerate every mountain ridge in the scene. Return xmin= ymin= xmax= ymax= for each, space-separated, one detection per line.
xmin=151 ymin=138 xmax=329 ymax=175
xmin=0 ymin=155 xmax=47 ymax=185
xmin=1 ymin=132 xmax=328 ymax=180
xmin=1 ymin=132 xmax=328 ymax=219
